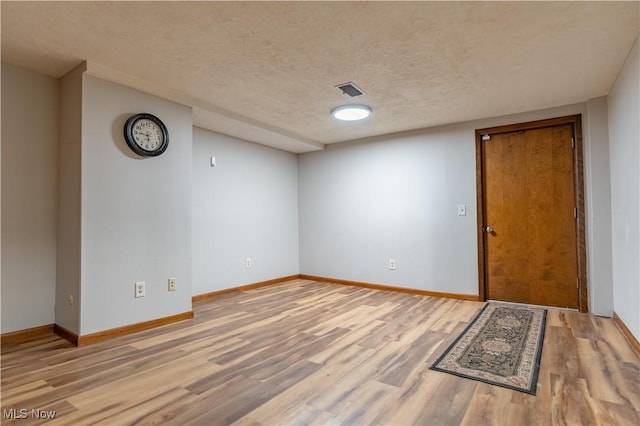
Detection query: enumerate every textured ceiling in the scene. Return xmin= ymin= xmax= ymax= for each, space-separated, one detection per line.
xmin=2 ymin=1 xmax=638 ymax=153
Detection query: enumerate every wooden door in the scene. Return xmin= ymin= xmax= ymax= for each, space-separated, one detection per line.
xmin=481 ymin=124 xmax=579 ymax=308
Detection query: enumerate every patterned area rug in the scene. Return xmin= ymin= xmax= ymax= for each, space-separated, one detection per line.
xmin=430 ymin=302 xmax=547 ymax=394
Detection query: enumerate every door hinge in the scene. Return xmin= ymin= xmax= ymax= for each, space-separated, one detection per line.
xmin=482 ymin=134 xmax=491 ymax=141
xmin=571 ymin=137 xmax=575 ymax=149
xmin=574 ymin=207 xmax=577 ymax=218
xmin=577 ymin=278 xmax=580 ymax=289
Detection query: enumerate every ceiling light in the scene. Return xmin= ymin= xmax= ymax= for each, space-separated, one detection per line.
xmin=331 ymin=105 xmax=372 ymax=121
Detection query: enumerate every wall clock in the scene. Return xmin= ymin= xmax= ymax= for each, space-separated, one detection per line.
xmin=123 ymin=113 xmax=169 ymax=157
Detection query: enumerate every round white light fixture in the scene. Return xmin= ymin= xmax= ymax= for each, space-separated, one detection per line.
xmin=331 ymin=104 xmax=372 ymax=121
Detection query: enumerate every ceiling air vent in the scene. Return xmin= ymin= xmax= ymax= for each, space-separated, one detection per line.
xmin=335 ymin=82 xmax=365 ymax=97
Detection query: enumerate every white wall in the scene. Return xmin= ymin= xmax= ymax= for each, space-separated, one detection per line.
xmin=80 ymin=75 xmax=193 ymax=335
xmin=299 ymin=103 xmax=613 ymax=303
xmin=585 ymin=97 xmax=614 ymax=316
xmin=192 ymin=128 xmax=299 ymax=295
xmin=55 ymin=63 xmax=84 ymax=334
xmin=1 ymin=63 xmax=58 ymax=333
xmin=299 ymin=124 xmax=478 ymax=294
xmin=608 ymin=37 xmax=639 ymax=340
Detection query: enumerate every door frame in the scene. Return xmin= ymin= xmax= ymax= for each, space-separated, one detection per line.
xmin=475 ymin=115 xmax=588 ymax=312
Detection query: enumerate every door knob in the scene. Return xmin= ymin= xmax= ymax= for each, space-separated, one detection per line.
xmin=484 ymin=226 xmax=494 ymax=233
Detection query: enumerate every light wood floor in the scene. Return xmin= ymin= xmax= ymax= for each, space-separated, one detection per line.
xmin=2 ymin=279 xmax=639 ymax=425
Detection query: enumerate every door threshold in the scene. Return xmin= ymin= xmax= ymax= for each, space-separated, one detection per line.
xmin=486 ymin=299 xmax=579 ymax=312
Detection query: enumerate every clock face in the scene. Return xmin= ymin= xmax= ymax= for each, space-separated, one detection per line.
xmin=124 ymin=113 xmax=169 ymax=157
xmin=132 ymin=119 xmax=163 ymax=151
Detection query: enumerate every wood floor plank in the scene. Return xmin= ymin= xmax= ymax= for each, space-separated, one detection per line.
xmin=238 ymin=343 xmax=376 ymax=424
xmin=592 ymin=315 xmax=640 ymax=363
xmin=377 ymin=328 xmax=447 ymax=387
xmin=577 ymin=337 xmax=628 ymax=405
xmin=65 ymin=354 xmax=220 ymax=409
xmin=508 ymin=373 xmax=552 ymax=425
xmin=543 ymin=325 xmax=581 ymax=377
xmin=129 ymin=311 xmax=249 ymax=350
xmin=372 ymin=369 xmax=447 ymax=425
xmin=549 ymin=374 xmax=597 ymax=425
xmin=460 ymin=383 xmax=514 ymax=426
xmin=307 ymin=319 xmax=385 ymax=365
xmin=1 ymin=279 xmax=638 ymax=425
xmin=90 ymin=387 xmax=193 ymax=426
xmin=305 ymin=340 xmax=406 ymax=412
xmin=414 ymin=374 xmax=477 ymax=425
xmin=325 ymin=380 xmax=399 ymax=425
xmin=1 ymin=380 xmax=57 ymax=407
xmin=258 ymin=403 xmax=333 ymax=426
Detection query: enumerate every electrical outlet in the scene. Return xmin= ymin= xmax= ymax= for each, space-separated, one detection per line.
xmin=389 ymin=259 xmax=396 ymax=270
xmin=246 ymin=258 xmax=252 ymax=268
xmin=135 ymin=281 xmax=145 ymax=298
xmin=67 ymin=294 xmax=74 ymax=306
xmin=458 ymin=204 xmax=466 ymax=216
xmin=168 ymin=278 xmax=177 ymax=291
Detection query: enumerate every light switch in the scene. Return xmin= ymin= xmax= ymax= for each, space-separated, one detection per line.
xmin=210 ymin=156 xmax=216 ymax=167
xmin=458 ymin=204 xmax=466 ymax=216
